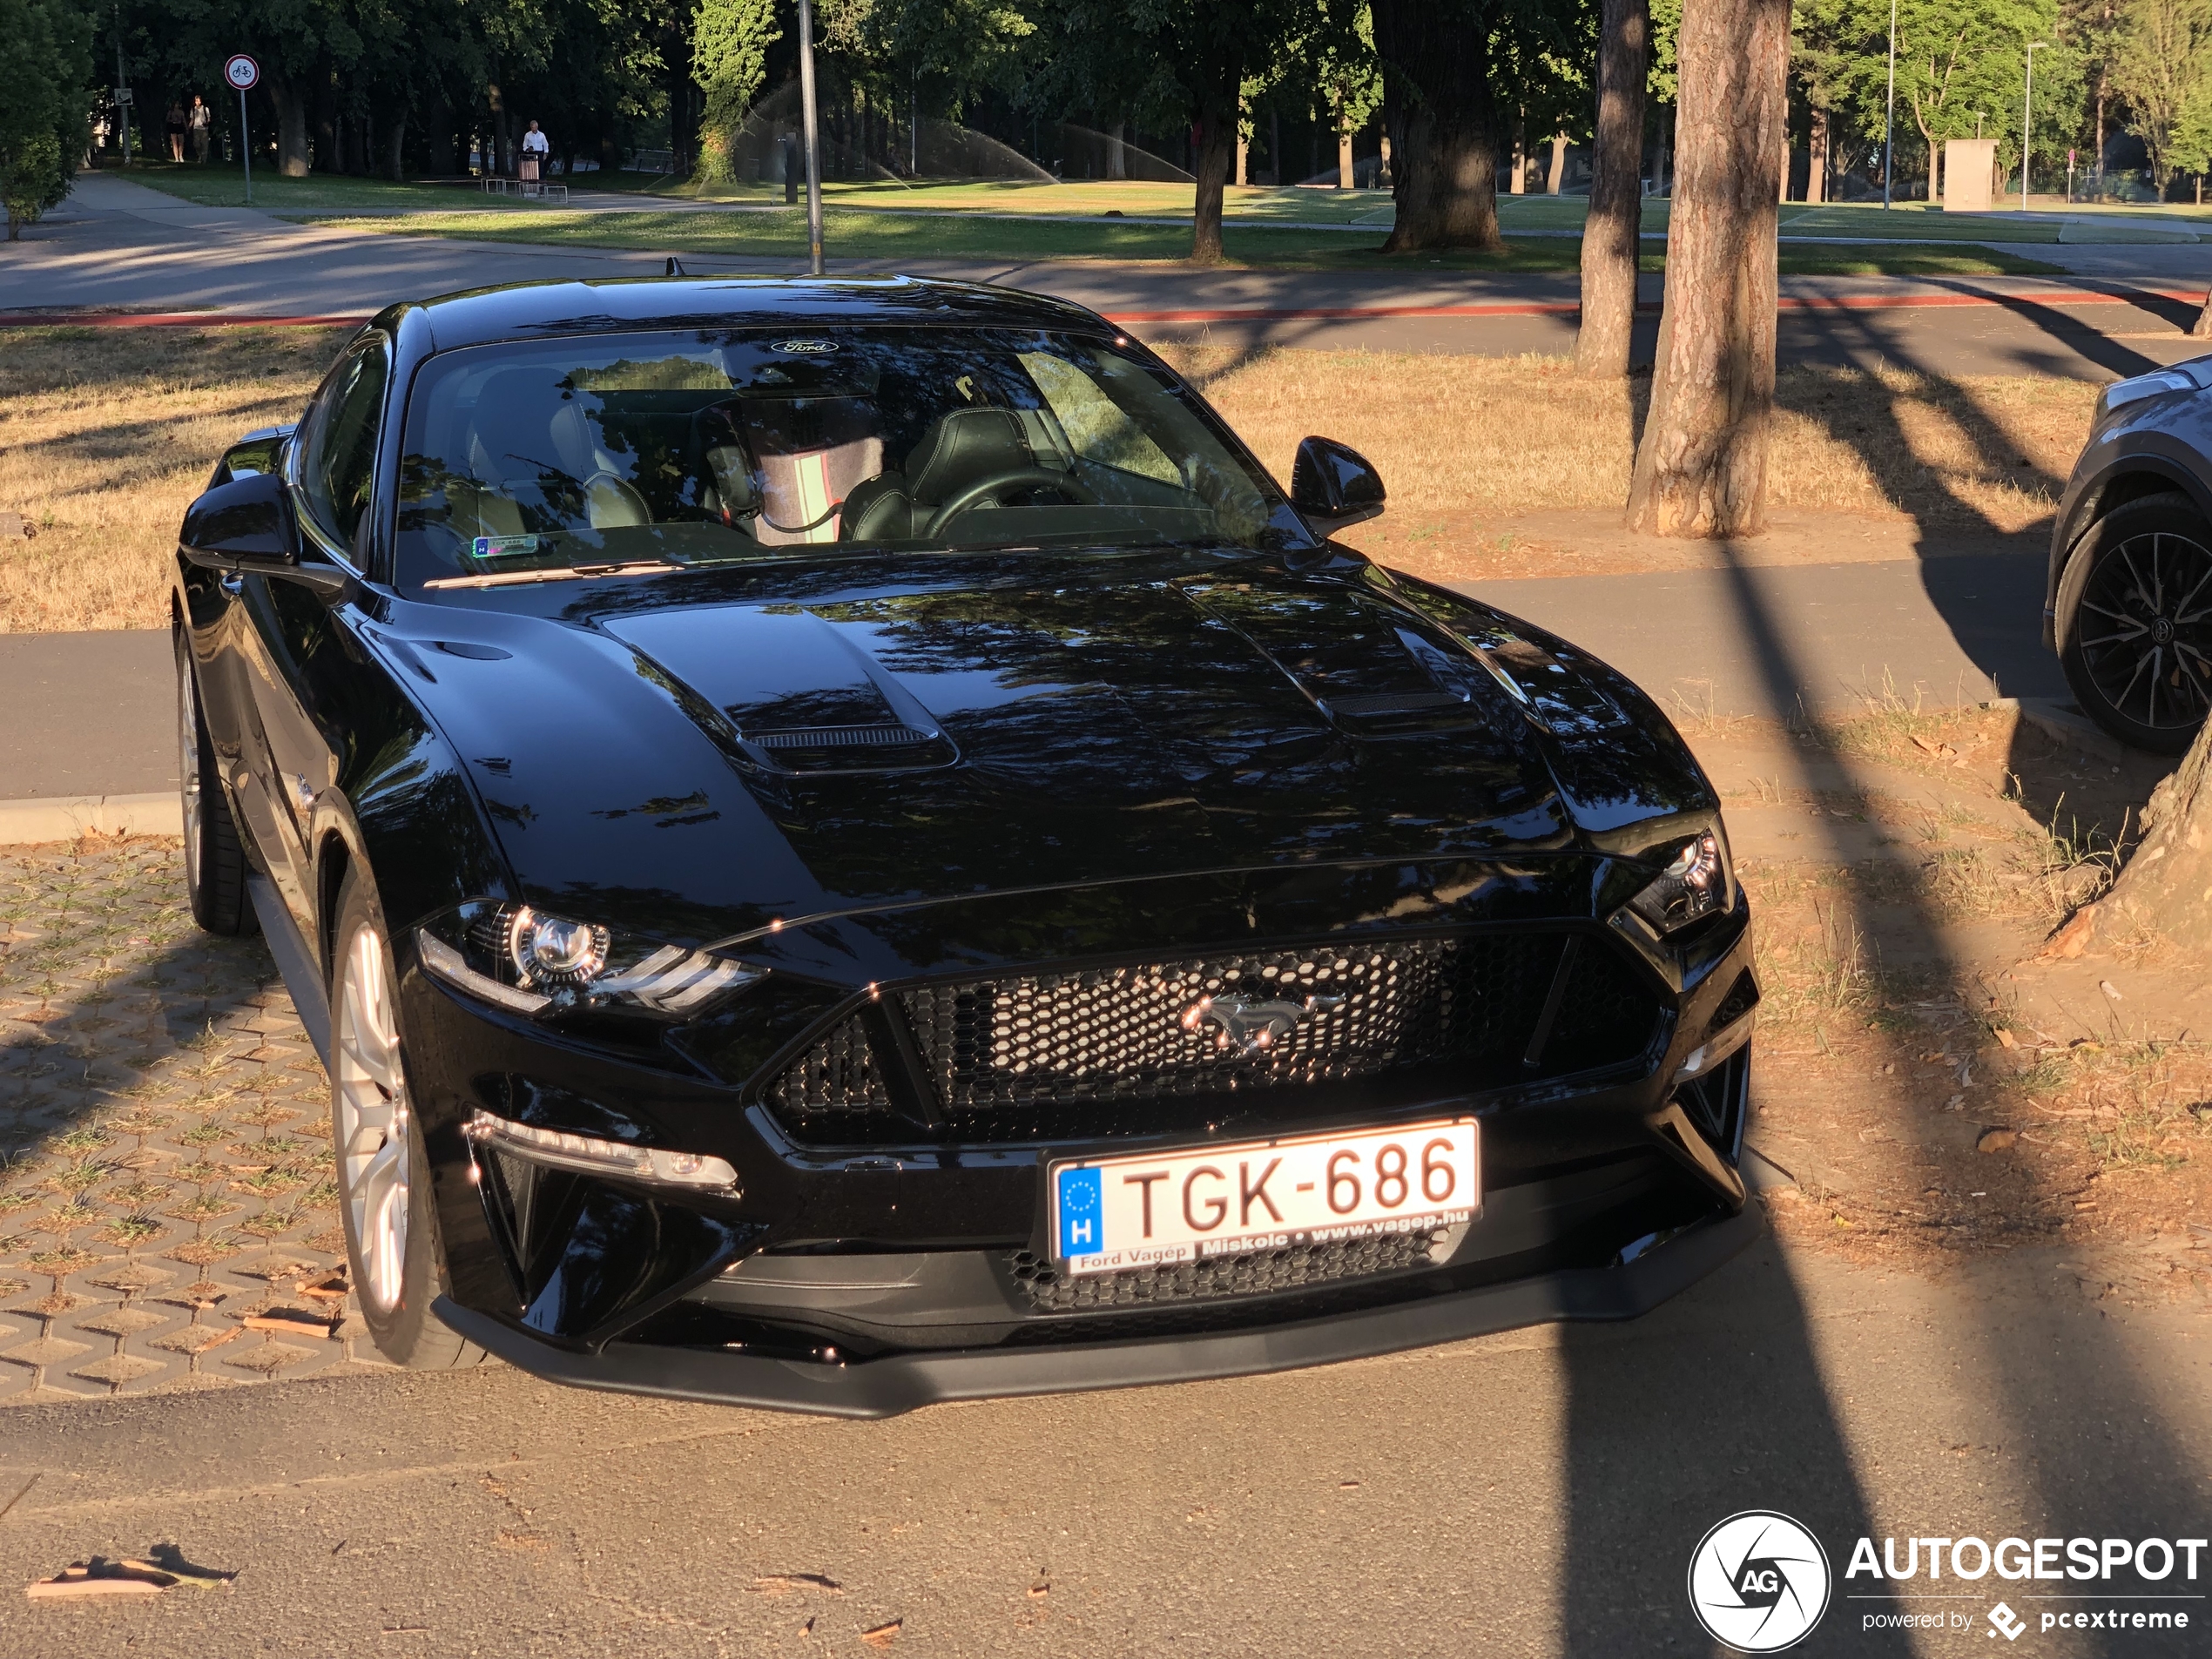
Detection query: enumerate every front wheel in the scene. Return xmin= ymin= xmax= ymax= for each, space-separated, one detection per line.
xmin=330 ymin=867 xmax=488 ymax=1370
xmin=2056 ymin=492 xmax=2212 ymax=754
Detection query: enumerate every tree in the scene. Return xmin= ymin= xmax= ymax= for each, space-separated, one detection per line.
xmin=2055 ymin=722 xmax=2212 ymax=961
xmin=694 ymin=0 xmax=781 ymax=179
xmin=1623 ymin=0 xmax=1790 ymax=536
xmin=2110 ymin=0 xmax=2212 ymax=191
xmin=1574 ymin=0 xmax=1648 ymax=376
xmin=0 ymin=0 xmax=91 ymax=240
xmin=1370 ymin=0 xmax=1507 ymax=250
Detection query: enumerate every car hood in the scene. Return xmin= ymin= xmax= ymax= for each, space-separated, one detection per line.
xmin=377 ymin=552 xmax=1711 ymax=950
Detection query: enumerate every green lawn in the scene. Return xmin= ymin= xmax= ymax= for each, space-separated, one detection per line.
xmin=105 ymin=161 xmax=525 ymax=212
xmin=311 ymin=205 xmax=2062 ymax=276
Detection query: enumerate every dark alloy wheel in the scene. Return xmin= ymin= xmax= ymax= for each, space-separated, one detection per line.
xmin=174 ymin=631 xmax=258 ymax=935
xmin=2057 ymin=492 xmax=2212 ymax=754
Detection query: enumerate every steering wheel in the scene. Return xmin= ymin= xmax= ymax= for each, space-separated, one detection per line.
xmin=924 ymin=468 xmax=1097 ymax=537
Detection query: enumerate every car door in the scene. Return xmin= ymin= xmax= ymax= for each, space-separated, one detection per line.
xmin=234 ymin=332 xmax=390 ymax=940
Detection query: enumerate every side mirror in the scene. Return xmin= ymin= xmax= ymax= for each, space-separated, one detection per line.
xmin=179 ymin=469 xmax=299 ymax=571
xmin=1291 ymin=436 xmax=1386 ymax=533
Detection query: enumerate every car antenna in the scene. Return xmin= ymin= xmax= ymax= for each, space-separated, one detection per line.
xmin=665 ymin=256 xmax=686 ymax=278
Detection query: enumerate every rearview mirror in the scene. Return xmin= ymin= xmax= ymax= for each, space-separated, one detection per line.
xmin=179 ymin=469 xmax=298 ymax=571
xmin=1291 ymin=436 xmax=1386 ymax=533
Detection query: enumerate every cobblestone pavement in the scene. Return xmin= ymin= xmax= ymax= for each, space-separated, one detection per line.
xmin=0 ymin=836 xmax=392 ymax=1403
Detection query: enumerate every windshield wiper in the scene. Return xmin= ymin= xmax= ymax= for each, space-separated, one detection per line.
xmin=423 ymin=559 xmax=682 ymax=590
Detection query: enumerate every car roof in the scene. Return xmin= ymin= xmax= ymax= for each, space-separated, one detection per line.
xmin=401 ymin=275 xmax=1116 ymax=354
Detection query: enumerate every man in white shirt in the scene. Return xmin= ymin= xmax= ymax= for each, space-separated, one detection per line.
xmin=520 ymin=120 xmax=550 ymax=186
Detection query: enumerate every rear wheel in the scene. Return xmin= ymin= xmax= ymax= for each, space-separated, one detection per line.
xmin=330 ymin=867 xmax=488 ymax=1370
xmin=2057 ymin=492 xmax=2212 ymax=754
xmin=174 ymin=631 xmax=256 ymax=935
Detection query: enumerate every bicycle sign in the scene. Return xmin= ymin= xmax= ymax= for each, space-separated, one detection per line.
xmin=224 ymin=54 xmax=259 ymax=91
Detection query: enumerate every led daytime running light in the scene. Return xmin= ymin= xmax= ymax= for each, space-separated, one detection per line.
xmin=462 ymin=1109 xmax=740 ymax=1193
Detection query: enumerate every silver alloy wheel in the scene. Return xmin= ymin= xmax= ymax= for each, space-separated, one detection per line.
xmin=177 ymin=654 xmax=204 ymax=873
xmin=335 ymin=922 xmax=411 ymax=1313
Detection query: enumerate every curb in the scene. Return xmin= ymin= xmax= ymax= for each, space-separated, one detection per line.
xmin=0 ymin=792 xmax=181 ymax=844
xmin=2013 ymin=697 xmax=2130 ymax=765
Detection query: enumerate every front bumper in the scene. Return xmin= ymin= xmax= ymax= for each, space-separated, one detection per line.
xmin=436 ymin=1204 xmax=1758 ymax=1418
xmin=395 ymin=860 xmax=1760 ymax=1410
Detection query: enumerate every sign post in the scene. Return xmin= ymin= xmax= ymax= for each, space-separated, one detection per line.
xmin=224 ymin=54 xmax=260 ymax=204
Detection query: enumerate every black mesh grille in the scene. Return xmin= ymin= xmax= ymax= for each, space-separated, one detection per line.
xmin=1709 ymin=968 xmax=1760 ymax=1035
xmin=765 ymin=932 xmax=1663 ymax=1144
xmin=1006 ymin=1228 xmax=1445 ymax=1312
xmin=1543 ymin=940 xmax=1662 ymax=1070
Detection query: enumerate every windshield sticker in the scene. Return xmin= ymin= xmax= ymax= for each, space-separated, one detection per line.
xmin=470 ymin=534 xmax=542 ymax=563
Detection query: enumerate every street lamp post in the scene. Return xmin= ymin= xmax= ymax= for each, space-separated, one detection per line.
xmin=1884 ymin=0 xmax=1898 ymax=208
xmin=2023 ymin=41 xmax=2047 ymax=212
xmin=798 ymin=0 xmax=825 ymax=276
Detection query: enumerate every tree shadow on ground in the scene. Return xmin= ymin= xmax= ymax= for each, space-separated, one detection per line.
xmin=1554 ymin=529 xmax=2204 ymax=1656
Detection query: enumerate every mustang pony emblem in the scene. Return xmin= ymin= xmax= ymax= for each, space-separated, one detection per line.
xmin=1179 ymin=992 xmax=1345 ymax=1056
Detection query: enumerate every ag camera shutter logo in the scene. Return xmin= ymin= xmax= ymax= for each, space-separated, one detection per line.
xmin=1688 ymin=1511 xmax=1833 ymax=1652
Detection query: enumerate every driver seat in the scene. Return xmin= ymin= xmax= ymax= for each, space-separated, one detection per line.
xmin=841 ymin=408 xmax=1034 ymax=543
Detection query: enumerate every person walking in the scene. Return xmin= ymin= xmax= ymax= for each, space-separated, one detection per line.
xmin=519 ymin=120 xmax=549 ymax=192
xmin=165 ymin=99 xmax=187 ymax=162
xmin=187 ymin=96 xmax=211 ymax=165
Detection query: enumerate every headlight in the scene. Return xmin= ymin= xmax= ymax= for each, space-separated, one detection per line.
xmin=415 ymin=900 xmax=765 ymax=1018
xmin=2098 ymin=368 xmax=2197 ymax=421
xmin=1625 ymin=827 xmax=1733 ymax=934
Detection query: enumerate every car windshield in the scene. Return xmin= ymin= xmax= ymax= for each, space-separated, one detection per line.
xmin=394 ymin=326 xmax=1316 ymax=591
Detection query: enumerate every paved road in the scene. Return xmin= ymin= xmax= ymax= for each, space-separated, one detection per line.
xmin=0 ymin=554 xmax=2062 ymax=803
xmin=0 ymin=1237 xmax=2203 ymax=1656
xmin=0 ymin=631 xmax=178 ymax=799
xmin=5 ymin=174 xmax=2212 ymax=378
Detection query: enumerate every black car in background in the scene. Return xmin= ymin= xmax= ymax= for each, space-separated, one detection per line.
xmin=172 ymin=276 xmax=1758 ymax=1414
xmin=2047 ymin=360 xmax=2212 ymax=752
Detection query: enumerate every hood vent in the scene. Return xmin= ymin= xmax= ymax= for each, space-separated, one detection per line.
xmin=750 ymin=725 xmax=935 ymax=751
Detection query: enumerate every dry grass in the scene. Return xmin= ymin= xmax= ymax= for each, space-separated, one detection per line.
xmin=0 ymin=327 xmax=2101 ymax=632
xmin=1161 ymin=346 xmax=2100 ymax=530
xmin=0 ymin=327 xmax=350 ymax=633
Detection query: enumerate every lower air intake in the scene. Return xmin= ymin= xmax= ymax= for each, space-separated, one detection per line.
xmin=1007 ymin=1229 xmax=1447 ymax=1312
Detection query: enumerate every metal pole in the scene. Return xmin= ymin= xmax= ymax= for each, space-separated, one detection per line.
xmin=911 ymin=70 xmax=918 ymax=176
xmin=2022 ymin=43 xmax=2045 ymax=212
xmin=1883 ymin=0 xmax=1897 ymax=207
xmin=239 ymin=85 xmax=251 ymax=204
xmin=798 ymin=0 xmax=824 ymax=275
xmin=115 ymin=8 xmax=129 ymax=166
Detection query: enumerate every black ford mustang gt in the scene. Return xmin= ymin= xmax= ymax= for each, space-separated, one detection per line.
xmin=172 ymin=276 xmax=1759 ymax=1415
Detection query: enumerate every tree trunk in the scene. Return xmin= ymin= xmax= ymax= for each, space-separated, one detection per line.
xmin=2191 ymin=287 xmax=2212 ymax=337
xmin=1190 ymin=54 xmax=1243 ymax=264
xmin=1622 ymin=0 xmax=1790 ymax=537
xmin=269 ymin=78 xmax=311 ymax=178
xmin=1267 ymin=110 xmax=1279 ymax=185
xmin=1109 ymin=120 xmax=1125 ymax=179
xmin=1576 ymin=0 xmax=1649 ymax=378
xmin=1807 ymin=105 xmax=1827 ymax=203
xmin=1511 ymin=113 xmax=1526 ymax=193
xmin=1546 ymin=132 xmax=1568 ymax=193
xmin=1372 ymin=0 xmax=1504 ymax=251
xmin=1655 ymin=107 xmax=1671 ymax=194
xmin=2067 ymin=722 xmax=2212 ymax=953
xmin=1925 ymin=138 xmax=1939 ymax=206
xmin=387 ymin=113 xmax=407 ymax=180
xmin=1338 ymin=125 xmax=1353 ymax=188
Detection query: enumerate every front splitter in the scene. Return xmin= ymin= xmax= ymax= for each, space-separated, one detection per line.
xmin=435 ymin=1204 xmax=1759 ymax=1419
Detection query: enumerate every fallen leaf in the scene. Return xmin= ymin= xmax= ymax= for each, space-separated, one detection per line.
xmin=2100 ymin=981 xmax=2123 ymax=1001
xmin=860 ymin=1621 xmax=902 ymax=1649
xmin=1994 ymin=1028 xmax=2017 ymax=1049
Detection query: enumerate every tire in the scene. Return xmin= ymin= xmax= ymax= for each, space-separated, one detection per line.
xmin=329 ymin=866 xmax=489 ymax=1370
xmin=174 ymin=631 xmax=257 ymax=936
xmin=2056 ymin=491 xmax=2212 ymax=755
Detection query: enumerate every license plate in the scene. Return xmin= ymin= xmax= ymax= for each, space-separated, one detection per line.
xmin=1048 ymin=1117 xmax=1480 ymax=1276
